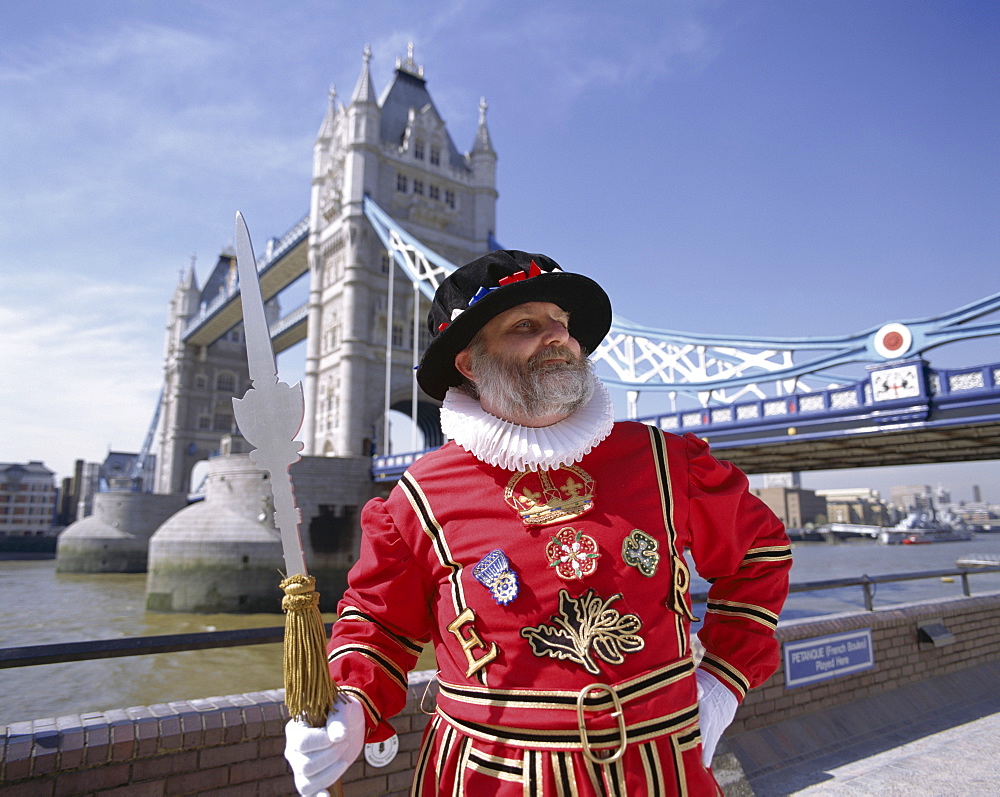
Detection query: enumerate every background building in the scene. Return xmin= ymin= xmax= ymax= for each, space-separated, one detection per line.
xmin=890 ymin=484 xmax=952 ymax=515
xmin=751 ymin=486 xmax=827 ymax=529
xmin=763 ymin=472 xmax=802 ymax=489
xmin=0 ymin=461 xmax=58 ymax=536
xmin=816 ymin=487 xmax=891 ymax=526
xmin=939 ymin=484 xmax=999 ymax=530
xmin=56 ymin=459 xmax=85 ymax=527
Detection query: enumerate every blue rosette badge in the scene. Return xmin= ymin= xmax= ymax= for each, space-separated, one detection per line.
xmin=473 ymin=550 xmax=520 ymax=605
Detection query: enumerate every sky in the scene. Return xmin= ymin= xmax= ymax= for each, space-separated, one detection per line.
xmin=1 ymin=0 xmax=998 ymax=503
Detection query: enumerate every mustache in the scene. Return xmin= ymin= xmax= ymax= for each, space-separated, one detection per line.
xmin=527 ymin=345 xmax=581 ymax=369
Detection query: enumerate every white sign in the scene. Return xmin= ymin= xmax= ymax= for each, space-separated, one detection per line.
xmin=364 ymin=733 xmax=399 ymax=767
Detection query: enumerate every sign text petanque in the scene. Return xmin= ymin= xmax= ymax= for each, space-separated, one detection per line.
xmin=783 ymin=629 xmax=874 ymax=689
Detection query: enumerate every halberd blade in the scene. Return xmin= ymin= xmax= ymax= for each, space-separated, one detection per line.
xmin=232 ymin=211 xmax=308 ymax=576
xmin=234 ymin=211 xmax=278 ymax=386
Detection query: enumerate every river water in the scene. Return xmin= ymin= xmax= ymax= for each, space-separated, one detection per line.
xmin=3 ymin=535 xmax=1000 ymax=727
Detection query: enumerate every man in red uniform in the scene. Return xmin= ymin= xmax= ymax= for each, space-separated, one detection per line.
xmin=285 ymin=250 xmax=791 ymax=795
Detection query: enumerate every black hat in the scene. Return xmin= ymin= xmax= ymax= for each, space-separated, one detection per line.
xmin=416 ymin=249 xmax=612 ymax=400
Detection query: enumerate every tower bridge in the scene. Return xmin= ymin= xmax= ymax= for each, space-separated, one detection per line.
xmin=58 ymin=42 xmax=998 ymax=609
xmin=154 ymin=45 xmax=1000 ymax=496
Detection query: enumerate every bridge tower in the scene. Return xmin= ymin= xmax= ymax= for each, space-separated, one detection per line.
xmin=156 ymin=255 xmax=277 ymax=494
xmin=301 ymin=44 xmax=498 ymax=457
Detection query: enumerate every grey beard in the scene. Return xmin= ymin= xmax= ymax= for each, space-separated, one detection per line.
xmin=467 ymin=343 xmax=595 ymax=423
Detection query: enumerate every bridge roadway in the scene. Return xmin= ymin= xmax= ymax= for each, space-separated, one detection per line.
xmin=635 ymin=359 xmax=1000 ymax=473
xmin=374 ymin=359 xmax=1000 ymax=478
xmin=375 ymin=416 xmax=1000 ymax=480
xmin=181 ymin=214 xmax=309 ymax=351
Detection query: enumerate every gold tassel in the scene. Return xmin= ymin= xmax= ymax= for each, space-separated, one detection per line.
xmin=280 ymin=574 xmax=336 ymax=728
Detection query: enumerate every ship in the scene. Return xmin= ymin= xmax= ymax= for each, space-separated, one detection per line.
xmin=878 ymin=510 xmax=973 ymax=545
xmin=820 ymin=508 xmax=974 ymax=545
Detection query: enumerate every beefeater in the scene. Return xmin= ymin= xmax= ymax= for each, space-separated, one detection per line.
xmin=284 ymin=250 xmax=792 ymax=795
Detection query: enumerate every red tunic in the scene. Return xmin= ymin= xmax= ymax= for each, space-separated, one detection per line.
xmin=328 ymin=422 xmax=790 ymax=794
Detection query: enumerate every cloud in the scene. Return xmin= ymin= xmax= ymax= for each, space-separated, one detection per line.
xmin=0 ymin=276 xmax=165 ymax=478
xmin=0 ymin=21 xmax=217 ymax=84
xmin=0 ymin=16 xmax=310 ymax=288
xmin=444 ymin=3 xmax=719 ymax=107
xmin=0 ymin=22 xmax=227 ymax=478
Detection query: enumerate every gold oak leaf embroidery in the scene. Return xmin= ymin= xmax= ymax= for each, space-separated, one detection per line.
xmin=520 ymin=589 xmax=644 ymax=675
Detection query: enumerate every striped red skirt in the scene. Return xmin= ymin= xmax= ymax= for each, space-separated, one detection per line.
xmin=410 ymin=712 xmax=722 ymax=796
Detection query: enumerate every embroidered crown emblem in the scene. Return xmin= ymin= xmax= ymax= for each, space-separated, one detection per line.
xmin=504 ymin=465 xmax=596 ymax=526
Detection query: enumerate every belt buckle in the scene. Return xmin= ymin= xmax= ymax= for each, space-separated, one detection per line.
xmin=576 ymin=683 xmax=627 ymax=764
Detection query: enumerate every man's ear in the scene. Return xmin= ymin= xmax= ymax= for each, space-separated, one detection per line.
xmin=454 ymin=348 xmax=475 ymax=381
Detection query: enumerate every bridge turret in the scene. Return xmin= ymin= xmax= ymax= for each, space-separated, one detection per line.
xmin=313 ymin=86 xmax=339 ymax=189
xmin=316 ymin=84 xmax=338 ymax=142
xmin=470 ymin=97 xmax=498 ymax=246
xmin=342 ymin=45 xmax=382 ymax=208
xmin=312 ymin=85 xmax=346 ymax=228
xmin=164 ymin=261 xmax=200 ymax=361
xmin=176 ymin=261 xmax=200 ymax=321
xmin=350 ymin=43 xmax=378 ymax=106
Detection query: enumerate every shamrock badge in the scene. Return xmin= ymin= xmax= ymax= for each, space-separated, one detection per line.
xmin=622 ymin=529 xmax=660 ymax=577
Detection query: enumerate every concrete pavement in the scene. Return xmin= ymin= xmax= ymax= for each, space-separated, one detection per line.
xmin=724 ymin=660 xmax=1000 ymax=796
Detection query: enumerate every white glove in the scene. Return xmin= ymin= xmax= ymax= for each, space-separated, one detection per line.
xmin=284 ymin=695 xmax=366 ymax=796
xmin=695 ymin=668 xmax=738 ymax=768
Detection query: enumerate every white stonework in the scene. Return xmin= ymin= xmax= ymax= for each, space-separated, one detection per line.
xmin=302 ymin=45 xmax=497 ymax=458
xmin=157 ymin=254 xmax=280 ymax=494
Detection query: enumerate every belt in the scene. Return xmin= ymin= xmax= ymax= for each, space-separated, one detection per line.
xmin=434 ymin=658 xmax=700 ymax=763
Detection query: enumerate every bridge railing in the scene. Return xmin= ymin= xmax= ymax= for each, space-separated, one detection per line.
xmin=789 ymin=567 xmax=997 ymax=611
xmin=269 ymin=301 xmax=308 ymax=339
xmin=371 ymin=448 xmax=437 ymax=481
xmin=635 ymin=359 xmax=1000 ymax=438
xmin=4 ymin=566 xmax=999 ymax=670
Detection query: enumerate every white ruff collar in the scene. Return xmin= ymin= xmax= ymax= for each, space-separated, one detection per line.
xmin=439 ymin=376 xmax=615 ymax=472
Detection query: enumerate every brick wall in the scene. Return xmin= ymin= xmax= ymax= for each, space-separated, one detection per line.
xmin=3 ymin=594 xmax=998 ymax=796
xmin=728 ymin=592 xmax=1000 ymax=735
xmin=0 ymin=674 xmax=437 ymax=797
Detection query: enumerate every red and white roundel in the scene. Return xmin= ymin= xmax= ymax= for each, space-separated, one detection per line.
xmin=873 ymin=323 xmax=912 ymax=359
